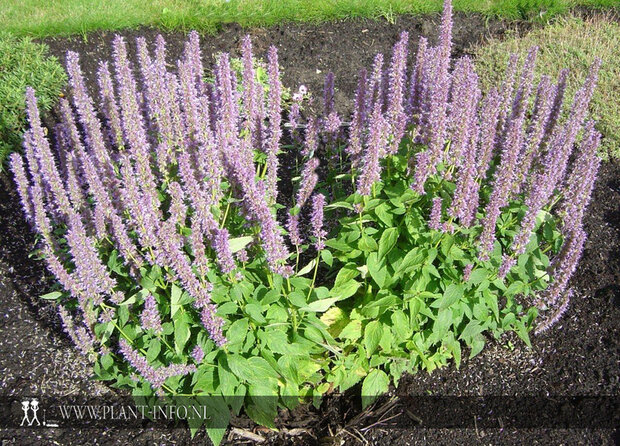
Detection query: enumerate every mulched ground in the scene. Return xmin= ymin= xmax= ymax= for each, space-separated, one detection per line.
xmin=0 ymin=10 xmax=618 ymax=445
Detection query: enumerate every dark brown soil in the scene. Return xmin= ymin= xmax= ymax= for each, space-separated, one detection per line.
xmin=1 ymin=10 xmax=618 ymax=446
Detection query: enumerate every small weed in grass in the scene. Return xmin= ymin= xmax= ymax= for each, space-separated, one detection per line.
xmin=0 ymin=33 xmax=65 ymax=168
xmin=473 ymin=14 xmax=620 ymax=160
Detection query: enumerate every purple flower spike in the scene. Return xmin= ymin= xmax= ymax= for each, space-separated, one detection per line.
xmin=498 ymin=255 xmax=516 ymax=280
xmin=200 ymin=304 xmax=226 ymax=348
xmin=191 ymin=345 xmax=205 ymax=364
xmin=357 ymin=99 xmax=386 ymax=196
xmin=311 ymin=194 xmax=327 ymax=251
xmin=542 ymin=227 xmax=586 ymax=309
xmin=141 ymin=294 xmax=163 ymax=334
xmin=9 ymin=153 xmax=34 ymax=224
xmin=302 ymin=117 xmax=319 ymax=158
xmin=347 ymin=68 xmax=368 ymax=168
xmin=386 ymin=31 xmax=409 ymax=153
xmin=265 ymin=46 xmax=283 ymax=202
xmin=463 ymin=264 xmax=473 ymax=282
xmin=324 ymin=72 xmax=335 ymax=116
xmin=535 ymin=289 xmax=572 ymax=335
xmin=429 ymin=197 xmax=443 ymax=231
xmin=119 ymin=339 xmax=197 ymax=390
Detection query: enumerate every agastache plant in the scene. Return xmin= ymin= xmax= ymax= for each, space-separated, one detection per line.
xmin=12 ymin=1 xmax=603 ymax=442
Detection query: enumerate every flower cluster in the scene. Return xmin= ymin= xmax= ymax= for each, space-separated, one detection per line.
xmin=10 ymin=0 xmax=602 ymax=424
xmin=11 ymin=31 xmax=309 ymax=390
xmin=337 ymin=0 xmax=600 ymax=330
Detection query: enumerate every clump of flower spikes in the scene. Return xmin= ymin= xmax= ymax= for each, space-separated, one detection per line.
xmin=10 ymin=32 xmax=308 ymax=390
xmin=339 ymin=0 xmax=601 ymax=332
xmin=11 ymin=0 xmax=602 ymax=391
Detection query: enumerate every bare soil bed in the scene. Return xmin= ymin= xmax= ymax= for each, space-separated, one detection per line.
xmin=0 ymin=10 xmax=618 ymax=445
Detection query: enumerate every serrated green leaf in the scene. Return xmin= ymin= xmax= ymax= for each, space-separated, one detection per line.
xmin=358 ymin=234 xmax=378 ymax=252
xmin=174 ymin=315 xmax=191 ymax=356
xmin=297 ymin=258 xmax=317 ymax=276
xmin=40 ymin=291 xmax=62 ymax=300
xmin=338 ymin=320 xmax=362 ymax=340
xmin=330 ymin=280 xmax=361 ymax=301
xmin=378 ymin=227 xmax=399 ymax=260
xmin=244 ymin=303 xmax=266 ymax=324
xmin=364 ymin=320 xmax=383 ymax=357
xmin=300 ymin=296 xmax=339 ymax=312
xmin=146 ymin=338 xmax=161 ymax=362
xmin=367 ymin=252 xmax=388 ymax=288
xmin=468 ymin=268 xmax=487 ymax=285
xmin=395 ymin=248 xmax=425 ymax=276
xmin=226 ymin=319 xmax=248 ymax=345
xmin=228 ymin=236 xmax=253 ymax=253
xmin=361 ymin=369 xmax=389 ymax=409
xmin=435 ymin=284 xmax=464 ymax=309
xmin=321 ymin=249 xmax=333 ymax=267
xmin=334 ymin=264 xmax=360 ymax=287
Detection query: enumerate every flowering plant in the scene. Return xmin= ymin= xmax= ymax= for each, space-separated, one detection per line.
xmin=11 ymin=1 xmax=600 ymax=442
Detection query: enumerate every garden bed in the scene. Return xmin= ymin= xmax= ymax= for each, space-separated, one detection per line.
xmin=0 ymin=10 xmax=618 ymax=445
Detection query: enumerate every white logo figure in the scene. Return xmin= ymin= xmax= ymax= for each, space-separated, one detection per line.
xmin=20 ymin=401 xmax=31 ymax=426
xmin=29 ymin=399 xmax=41 ymax=426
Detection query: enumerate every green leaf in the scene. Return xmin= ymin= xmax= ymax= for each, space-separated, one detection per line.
xmin=434 ymin=284 xmax=464 ymax=309
xmin=460 ymin=320 xmax=484 ymax=341
xmin=40 ymin=291 xmax=62 ymax=300
xmin=297 ymin=258 xmax=317 ymax=276
xmin=216 ymin=301 xmax=238 ymax=315
xmin=515 ymin=320 xmax=532 ymax=348
xmin=288 ymin=291 xmax=307 ymax=307
xmin=469 ymin=335 xmax=485 ymax=358
xmin=432 ymin=308 xmax=453 ymax=341
xmin=324 ymin=238 xmax=353 ymax=252
xmin=394 ymin=248 xmax=425 ymax=276
xmin=358 ymin=234 xmax=378 ymax=252
xmin=146 ymin=338 xmax=161 ymax=362
xmin=192 ymin=368 xmax=217 ymax=393
xmin=171 ymin=284 xmax=183 ymax=319
xmin=338 ymin=320 xmax=362 ymax=340
xmin=364 ymin=321 xmax=383 ymax=357
xmin=228 ymin=236 xmax=253 ymax=253
xmin=378 ymin=227 xmax=399 ymax=260
xmin=468 ymin=268 xmax=487 ymax=285
xmin=326 ymin=201 xmax=354 ymax=210
xmin=227 ymin=355 xmax=278 ymax=384
xmin=361 ymin=369 xmax=389 ymax=409
xmin=374 ymin=203 xmax=394 ymax=227
xmin=367 ymin=252 xmax=388 ymax=288
xmin=226 ymin=319 xmax=249 ymax=345
xmin=174 ymin=314 xmax=191 ymax=356
xmin=330 ymin=280 xmax=361 ymax=301
xmin=321 ymin=249 xmax=333 ymax=267
xmin=391 ymin=310 xmax=412 ymax=340
xmin=203 ymin=396 xmax=230 ymax=446
xmin=334 ymin=263 xmax=360 ymax=287
xmin=246 ymin=382 xmax=278 ymax=428
xmin=245 ymin=303 xmax=266 ymax=324
xmin=299 ymin=297 xmax=339 ymax=313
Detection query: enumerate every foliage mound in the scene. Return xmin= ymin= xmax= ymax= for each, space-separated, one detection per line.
xmin=0 ymin=33 xmax=65 ymax=168
xmin=11 ymin=1 xmax=601 ymax=443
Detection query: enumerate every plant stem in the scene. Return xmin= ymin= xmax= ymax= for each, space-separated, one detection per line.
xmin=307 ymin=252 xmax=321 ymax=300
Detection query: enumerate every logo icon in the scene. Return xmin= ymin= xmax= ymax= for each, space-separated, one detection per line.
xmin=19 ymin=399 xmax=42 ymax=426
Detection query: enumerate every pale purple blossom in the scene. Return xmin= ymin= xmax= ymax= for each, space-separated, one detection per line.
xmin=311 ymin=194 xmax=327 ymax=251
xmin=141 ymin=294 xmax=163 ymax=334
xmin=192 ymin=345 xmax=205 ymax=364
xmin=429 ymin=197 xmax=443 ymax=231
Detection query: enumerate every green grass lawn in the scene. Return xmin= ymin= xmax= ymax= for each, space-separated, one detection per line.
xmin=0 ymin=0 xmax=617 ymax=37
